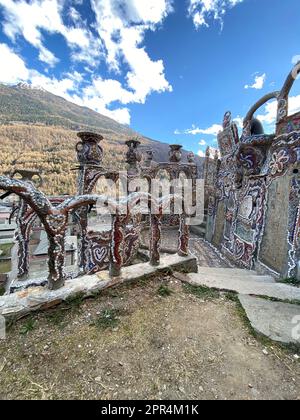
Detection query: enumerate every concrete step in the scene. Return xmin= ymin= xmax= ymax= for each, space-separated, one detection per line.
xmin=190 ymin=225 xmax=206 ymax=237
xmin=187 ymin=271 xmax=300 ymax=302
xmin=194 ymin=268 xmax=274 ymax=284
xmin=192 ymin=215 xmax=208 ymax=223
xmin=190 ymin=273 xmax=275 ymax=284
xmin=239 ymin=295 xmax=300 ymax=345
xmin=197 ymin=267 xmax=259 ymax=276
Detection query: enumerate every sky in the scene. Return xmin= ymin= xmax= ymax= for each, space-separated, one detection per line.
xmin=0 ymin=0 xmax=300 ymax=157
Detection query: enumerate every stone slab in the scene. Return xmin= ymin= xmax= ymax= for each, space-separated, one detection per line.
xmin=187 ymin=272 xmax=300 ymax=302
xmin=197 ymin=267 xmax=259 ymax=276
xmin=239 ymin=295 xmax=300 ymax=345
xmin=194 ymin=272 xmax=274 ymax=284
xmin=0 ymin=254 xmax=197 ymax=319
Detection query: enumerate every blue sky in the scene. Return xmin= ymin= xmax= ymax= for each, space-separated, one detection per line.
xmin=0 ymin=0 xmax=299 ymax=157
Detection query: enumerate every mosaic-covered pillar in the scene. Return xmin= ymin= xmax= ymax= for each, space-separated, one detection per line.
xmin=126 ymin=139 xmax=142 ymax=176
xmin=178 ymin=214 xmax=189 ymax=257
xmin=40 ymin=211 xmax=69 ymax=290
xmin=169 ymin=145 xmax=182 ymax=163
xmin=76 ymin=132 xmax=104 ymax=273
xmin=150 ymin=214 xmax=162 ymax=266
xmin=11 ymin=169 xmax=42 ymax=280
xmin=144 ymin=150 xmax=155 ymax=168
xmin=109 ymin=213 xmax=123 ymax=277
xmin=47 ymin=231 xmax=67 ymax=290
xmin=15 ymin=200 xmax=30 ymax=279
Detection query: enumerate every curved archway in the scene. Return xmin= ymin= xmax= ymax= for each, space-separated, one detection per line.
xmin=242 ymin=91 xmax=280 ymax=137
xmin=277 ymin=61 xmax=300 ymax=123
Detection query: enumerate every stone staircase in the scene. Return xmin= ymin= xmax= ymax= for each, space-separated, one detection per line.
xmin=182 ymin=267 xmax=300 ymax=345
xmin=190 ymin=212 xmax=207 ymax=238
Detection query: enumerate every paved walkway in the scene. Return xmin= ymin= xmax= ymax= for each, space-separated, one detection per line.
xmin=142 ymin=228 xmax=231 ymax=269
xmin=239 ymin=295 xmax=300 ymax=345
xmin=189 ymin=237 xmax=231 ymax=268
xmin=183 ymin=262 xmax=300 ymax=345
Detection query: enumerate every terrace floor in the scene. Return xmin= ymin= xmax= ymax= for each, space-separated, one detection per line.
xmin=0 ymin=238 xmax=299 ymax=400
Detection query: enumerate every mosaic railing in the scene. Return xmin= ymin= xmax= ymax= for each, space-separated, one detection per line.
xmin=0 ymin=135 xmax=197 ymax=292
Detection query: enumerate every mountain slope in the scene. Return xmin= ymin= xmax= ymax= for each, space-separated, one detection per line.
xmin=0 ymin=83 xmax=136 ymax=136
xmin=0 ymin=83 xmax=202 ymax=195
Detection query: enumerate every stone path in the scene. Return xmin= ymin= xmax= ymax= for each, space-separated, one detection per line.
xmin=184 ymin=266 xmax=300 ymax=345
xmin=188 ymin=269 xmax=300 ymax=301
xmin=141 ymin=229 xmax=232 ymax=268
xmin=189 ymin=238 xmax=231 ymax=268
xmin=239 ymin=295 xmax=300 ymax=345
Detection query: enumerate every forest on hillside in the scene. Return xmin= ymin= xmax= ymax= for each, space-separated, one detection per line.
xmin=0 ymin=124 xmax=135 ymax=195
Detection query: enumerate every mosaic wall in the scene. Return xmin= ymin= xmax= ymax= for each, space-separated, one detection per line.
xmin=206 ymin=62 xmax=300 ymax=279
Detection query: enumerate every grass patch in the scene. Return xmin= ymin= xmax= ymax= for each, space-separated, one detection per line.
xmin=65 ymin=292 xmax=85 ymax=311
xmin=279 ymin=277 xmax=300 ymax=286
xmin=0 ymin=243 xmax=13 ymax=257
xmin=19 ymin=318 xmax=36 ymax=335
xmin=0 ymin=260 xmax=11 ymax=274
xmin=224 ymin=291 xmax=239 ymax=302
xmin=157 ymin=285 xmax=173 ymax=297
xmin=183 ymin=283 xmax=219 ymax=300
xmin=224 ymin=293 xmax=300 ymax=353
xmin=103 ymin=288 xmax=121 ymax=299
xmin=257 ymin=295 xmax=300 ymax=306
xmin=91 ymin=309 xmax=121 ymax=330
xmin=45 ymin=308 xmax=69 ymax=328
xmin=0 ymin=286 xmax=5 ymax=296
xmin=232 ymin=297 xmax=274 ymax=346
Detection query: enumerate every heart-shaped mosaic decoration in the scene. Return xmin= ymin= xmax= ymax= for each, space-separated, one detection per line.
xmin=46 ymin=214 xmax=67 ymax=233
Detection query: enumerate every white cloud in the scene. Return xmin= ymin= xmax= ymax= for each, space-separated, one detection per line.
xmin=292 ymin=55 xmax=300 ymax=65
xmin=177 ymin=116 xmax=243 ymax=140
xmin=198 ymin=147 xmax=220 ymax=158
xmin=0 ymin=0 xmax=101 ymax=66
xmin=0 ymin=0 xmax=174 ymax=124
xmin=233 ymin=116 xmax=243 ymax=131
xmin=175 ymin=123 xmax=223 ymax=136
xmin=245 ymin=73 xmax=266 ymax=90
xmin=188 ymin=0 xmax=244 ymax=29
xmin=208 ymin=147 xmax=220 ymax=158
xmin=31 ymin=72 xmax=133 ymax=124
xmin=0 ymin=43 xmax=131 ymax=124
xmin=38 ymin=47 xmax=58 ymax=67
xmin=122 ymin=0 xmax=173 ymax=24
xmin=257 ymin=95 xmax=300 ymax=125
xmin=69 ymin=6 xmax=81 ymax=24
xmin=90 ymin=0 xmax=173 ymax=104
xmin=0 ymin=43 xmax=29 ymax=83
